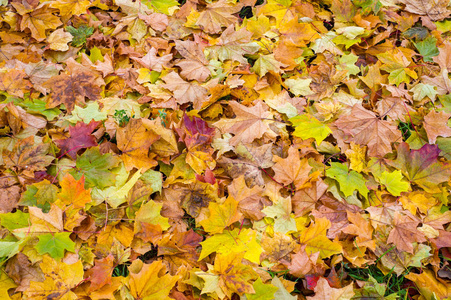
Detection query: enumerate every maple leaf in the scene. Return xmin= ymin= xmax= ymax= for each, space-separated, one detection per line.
xmin=218 ymin=143 xmax=274 ymax=186
xmin=85 ymin=254 xmax=114 ymax=291
xmin=335 ymin=103 xmax=402 ymax=157
xmin=326 ymin=162 xmax=369 ymax=199
xmin=50 ymin=0 xmax=92 ymax=16
xmin=116 ymin=118 xmax=159 ymax=171
xmin=188 ymin=0 xmax=242 ymax=34
xmin=399 ymin=0 xmax=451 ymax=21
xmin=405 ymin=269 xmax=451 ymax=300
xmin=176 ymin=115 xmax=216 ymax=174
xmin=213 ymin=252 xmax=258 ymax=298
xmin=157 ymin=229 xmax=202 ymax=268
xmin=214 ymin=101 xmax=277 ymax=146
xmin=54 ymin=120 xmax=99 ymax=159
xmin=272 ymin=146 xmax=313 ymax=190
xmin=13 ymin=3 xmax=62 ymax=42
xmin=377 ymin=49 xmax=418 ymax=86
xmin=199 ymin=228 xmax=263 ymax=264
xmin=246 ymin=277 xmax=278 ymax=300
xmin=389 ymin=142 xmax=451 ymax=193
xmin=126 ymin=260 xmax=180 ymax=300
xmin=162 ymin=71 xmax=208 ymax=109
xmin=200 ymin=196 xmax=242 ymax=234
xmin=35 ymin=232 xmax=75 ymax=259
xmin=70 ymin=147 xmax=121 ymax=189
xmin=229 ymin=175 xmax=268 ymax=220
xmin=175 ymin=40 xmax=211 ymax=82
xmin=3 ymin=136 xmax=54 ymax=177
xmin=307 ymin=277 xmax=354 ymax=300
xmin=135 ymin=200 xmax=170 ymax=231
xmin=423 ymin=110 xmax=451 ymax=143
xmin=292 ymin=180 xmax=328 ymax=217
xmin=47 ymin=28 xmax=73 ymax=51
xmin=259 ymin=0 xmax=299 ymax=27
xmin=44 ymin=59 xmax=104 ymax=112
xmin=290 ymin=114 xmax=332 ymax=144
xmin=25 ymin=256 xmax=83 ymax=299
xmin=387 ymin=211 xmax=427 ymax=253
xmin=251 ymin=54 xmax=287 ymax=77
xmin=132 ymin=47 xmax=173 ymax=72
xmin=263 ymin=196 xmax=297 ymax=234
xmin=299 ymin=217 xmax=343 ymax=259
xmin=377 ymin=170 xmax=410 ymax=196
xmin=209 ymin=25 xmax=260 ymax=64
xmin=288 ymin=246 xmax=321 ymax=278
xmin=57 ymin=173 xmax=91 ymax=209
xmin=0 ymin=69 xmax=32 ymax=98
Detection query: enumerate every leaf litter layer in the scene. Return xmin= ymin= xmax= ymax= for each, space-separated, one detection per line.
xmin=1 ymin=0 xmax=451 ymax=299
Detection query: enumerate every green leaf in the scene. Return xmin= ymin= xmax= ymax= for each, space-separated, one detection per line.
xmin=352 ymin=0 xmax=382 ymax=15
xmin=410 ymin=83 xmax=437 ymax=101
xmin=0 ymin=211 xmax=30 ymax=231
xmin=70 ymin=147 xmax=121 ymax=189
xmin=20 ymin=99 xmax=61 ymax=120
xmin=387 ymin=68 xmax=410 ymax=86
xmin=19 ymin=180 xmax=58 ymax=213
xmin=35 ymin=232 xmax=75 ymax=259
xmin=92 ymin=165 xmax=143 ymax=208
xmin=67 ymin=102 xmax=107 ymax=124
xmin=66 ymin=25 xmax=94 ymax=47
xmin=377 ymin=170 xmax=410 ymax=196
xmin=437 ymin=137 xmax=451 ymax=160
xmin=337 ymin=53 xmax=360 ymax=76
xmin=246 ymin=277 xmax=278 ymax=300
xmin=290 ymin=114 xmax=332 ymax=144
xmin=333 ymin=35 xmax=361 ymax=49
xmin=143 ymin=0 xmax=179 ymax=15
xmin=403 ymin=26 xmax=429 ymax=40
xmin=326 ymin=162 xmax=369 ymax=199
xmin=0 ymin=240 xmax=21 ymax=259
xmin=435 ymin=20 xmax=451 ymax=33
xmin=140 ymin=169 xmax=163 ymax=194
xmin=414 ymin=36 xmax=439 ymax=62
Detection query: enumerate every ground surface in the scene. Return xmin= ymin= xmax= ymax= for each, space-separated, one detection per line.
xmin=1 ymin=0 xmax=451 ymax=299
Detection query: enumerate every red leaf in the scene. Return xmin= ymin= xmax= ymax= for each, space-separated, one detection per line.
xmin=54 ymin=120 xmax=100 ymax=159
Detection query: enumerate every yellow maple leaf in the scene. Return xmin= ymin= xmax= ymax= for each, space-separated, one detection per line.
xmin=200 ymin=197 xmax=242 ymax=234
xmin=127 ymin=260 xmax=180 ymax=300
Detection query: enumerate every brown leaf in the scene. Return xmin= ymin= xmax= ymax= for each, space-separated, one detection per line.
xmin=0 ymin=69 xmax=32 ymax=98
xmin=292 ymin=180 xmax=328 ymax=217
xmin=132 ymin=47 xmax=173 ymax=72
xmin=272 ymin=146 xmax=313 ymax=190
xmin=335 ymin=103 xmax=402 ymax=157
xmin=3 ymin=136 xmax=54 ymax=177
xmin=387 ymin=211 xmax=427 ymax=253
xmin=214 ymin=101 xmax=277 ymax=146
xmin=229 ymin=175 xmax=269 ymax=220
xmin=193 ymin=0 xmax=242 ymax=34
xmin=116 ymin=118 xmax=159 ymax=171
xmin=162 ymin=72 xmax=208 ymax=109
xmin=423 ymin=110 xmax=451 ymax=144
xmin=44 ymin=58 xmax=104 ymax=112
xmin=400 ymin=0 xmax=451 ymax=21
